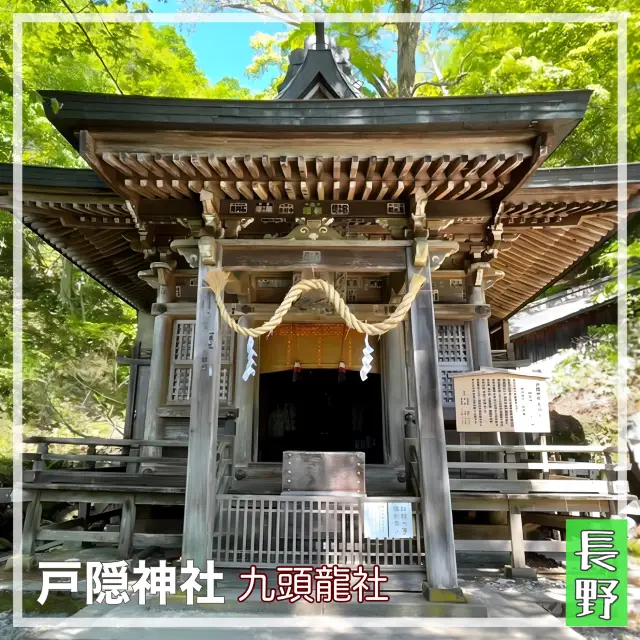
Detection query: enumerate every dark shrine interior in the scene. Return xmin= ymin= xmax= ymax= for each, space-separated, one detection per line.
xmin=258 ymin=369 xmax=384 ymax=463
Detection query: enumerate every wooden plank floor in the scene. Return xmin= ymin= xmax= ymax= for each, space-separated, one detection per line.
xmin=230 ymin=463 xmax=410 ymax=496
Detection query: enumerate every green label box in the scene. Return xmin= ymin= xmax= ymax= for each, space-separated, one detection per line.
xmin=566 ymin=519 xmax=628 ymax=627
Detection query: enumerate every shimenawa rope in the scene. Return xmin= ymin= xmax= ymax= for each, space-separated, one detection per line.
xmin=205 ymin=270 xmax=426 ymax=338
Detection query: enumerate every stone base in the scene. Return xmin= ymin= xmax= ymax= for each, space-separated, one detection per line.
xmin=3 ymin=555 xmax=36 ymax=572
xmin=421 ymin=582 xmax=468 ymax=603
xmin=504 ymin=564 xmax=538 ymax=580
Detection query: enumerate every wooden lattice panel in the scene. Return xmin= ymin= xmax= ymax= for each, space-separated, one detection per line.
xmin=219 ymin=367 xmax=230 ymax=404
xmin=220 ymin=324 xmax=233 ymax=364
xmin=168 ymin=320 xmax=235 ymax=405
xmin=440 ymin=370 xmax=462 ymax=407
xmin=212 ymin=495 xmax=424 ymax=568
xmin=437 ymin=324 xmax=468 ymax=363
xmin=437 ymin=323 xmax=471 ymax=406
xmin=173 ymin=321 xmax=195 ymax=361
xmin=170 ymin=366 xmax=192 ymax=403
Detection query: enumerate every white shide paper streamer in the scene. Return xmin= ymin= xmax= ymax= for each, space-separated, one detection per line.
xmin=242 ymin=336 xmax=257 ymax=381
xmin=360 ymin=334 xmax=374 ymax=381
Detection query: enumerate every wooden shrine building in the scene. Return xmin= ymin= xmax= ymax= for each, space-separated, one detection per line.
xmin=5 ymin=27 xmax=639 ymax=601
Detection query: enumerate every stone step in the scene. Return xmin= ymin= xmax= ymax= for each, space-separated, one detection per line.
xmin=21 ymin=585 xmax=588 ymax=640
xmin=160 ymin=590 xmax=488 ymax=617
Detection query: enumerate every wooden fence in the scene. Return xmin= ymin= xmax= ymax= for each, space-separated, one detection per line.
xmin=212 ymin=495 xmax=424 ymax=569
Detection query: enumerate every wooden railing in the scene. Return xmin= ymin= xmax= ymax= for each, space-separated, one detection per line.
xmin=24 ymin=436 xmax=189 ymax=469
xmin=19 ymin=436 xmax=627 ymax=566
xmin=404 ymin=441 xmax=627 ymax=496
xmin=23 ymin=435 xmax=234 ymax=492
xmin=24 ymin=436 xmax=625 ymax=498
xmin=23 ymin=436 xmax=233 ymax=467
xmin=20 ymin=435 xmax=235 ymax=559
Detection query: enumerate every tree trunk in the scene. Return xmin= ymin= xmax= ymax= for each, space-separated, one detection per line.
xmin=396 ymin=8 xmax=421 ymax=97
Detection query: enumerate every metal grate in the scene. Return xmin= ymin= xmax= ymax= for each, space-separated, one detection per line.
xmin=212 ymin=495 xmax=423 ymax=569
xmin=437 ymin=323 xmax=471 ymax=407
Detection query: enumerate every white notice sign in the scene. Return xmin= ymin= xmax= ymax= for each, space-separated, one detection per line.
xmin=388 ymin=502 xmax=413 ymax=539
xmin=363 ymin=502 xmax=389 ymax=539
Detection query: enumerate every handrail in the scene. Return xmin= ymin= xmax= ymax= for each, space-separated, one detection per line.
xmin=23 ymin=435 xmax=236 ymax=479
xmin=23 ymin=435 xmax=234 ymax=448
xmin=24 ymin=436 xmax=189 ymax=447
xmin=446 ymin=444 xmax=616 ymax=454
xmin=404 ymin=436 xmax=629 ymax=495
xmin=24 ymin=453 xmax=188 ymax=465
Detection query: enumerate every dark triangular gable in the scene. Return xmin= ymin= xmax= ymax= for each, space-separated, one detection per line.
xmin=277 ymin=25 xmax=361 ymax=100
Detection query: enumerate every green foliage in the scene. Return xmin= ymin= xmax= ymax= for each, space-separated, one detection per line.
xmin=0 ymin=0 xmax=256 ymax=165
xmin=551 ymin=325 xmax=619 ymax=399
xmin=186 ymin=0 xmax=426 ymax=97
xmin=0 ymin=0 xmax=256 ymax=484
xmin=549 ymin=306 xmax=640 ymax=447
xmin=0 ymin=589 xmax=87 ymax=615
xmin=442 ymin=0 xmax=639 ymax=165
xmin=0 ymin=212 xmax=137 ymax=484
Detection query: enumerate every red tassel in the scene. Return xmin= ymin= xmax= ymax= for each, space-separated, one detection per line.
xmin=338 ymin=360 xmax=346 ymax=383
xmin=293 ymin=360 xmax=301 ymax=382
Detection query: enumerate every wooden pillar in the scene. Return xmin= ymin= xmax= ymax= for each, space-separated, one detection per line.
xmin=406 ymin=248 xmax=461 ymax=599
xmin=142 ymin=266 xmax=175 ymax=458
xmin=505 ymin=502 xmax=536 ymax=578
xmin=503 ymin=319 xmax=515 ymax=361
xmin=232 ymin=315 xmax=254 ymax=471
xmin=22 ymin=491 xmax=42 ymax=558
xmin=508 ymin=504 xmax=526 ymax=568
xmin=181 ymin=237 xmax=222 ymax=570
xmin=469 ymin=282 xmax=492 ymax=369
xmin=117 ymin=496 xmax=136 ymax=559
xmin=468 ymin=272 xmax=501 ymax=454
xmin=142 ymin=313 xmax=172 ymax=458
xmin=383 ymin=326 xmax=408 ymax=466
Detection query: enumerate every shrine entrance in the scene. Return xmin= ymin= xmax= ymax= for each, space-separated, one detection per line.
xmin=256 ymin=323 xmax=384 ymax=463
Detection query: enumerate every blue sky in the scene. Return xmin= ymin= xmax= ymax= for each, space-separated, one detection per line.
xmin=143 ymin=3 xmax=400 ymax=94
xmin=145 ymin=1 xmax=286 ymax=91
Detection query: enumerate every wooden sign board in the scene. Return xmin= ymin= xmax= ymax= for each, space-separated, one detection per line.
xmin=282 ymin=451 xmax=365 ymax=496
xmin=453 ymin=368 xmax=550 ymax=433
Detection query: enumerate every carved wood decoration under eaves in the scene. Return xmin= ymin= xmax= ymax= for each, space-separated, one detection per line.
xmin=501 ymin=199 xmax=618 ymax=228
xmin=81 ymin=147 xmax=533 ymax=210
xmin=486 ymin=212 xmax=618 ymax=320
xmin=6 ymin=188 xmax=153 ymax=309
